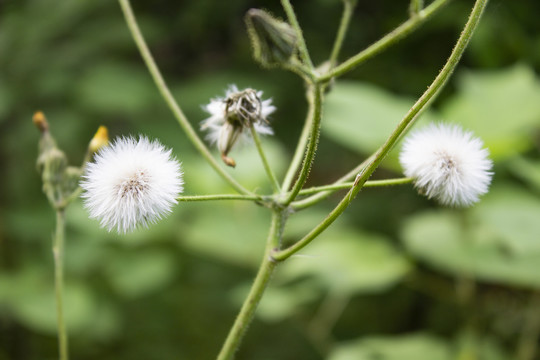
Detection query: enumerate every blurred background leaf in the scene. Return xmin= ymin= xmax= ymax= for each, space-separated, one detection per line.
xmin=1 ymin=0 xmax=540 ymax=359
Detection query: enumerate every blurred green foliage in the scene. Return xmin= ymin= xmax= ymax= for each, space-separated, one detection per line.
xmin=1 ymin=0 xmax=540 ymax=359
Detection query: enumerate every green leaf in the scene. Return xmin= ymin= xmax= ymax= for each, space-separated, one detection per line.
xmin=323 ymin=81 xmax=441 ymax=169
xmin=104 ymin=249 xmax=178 ymax=298
xmin=230 ymin=281 xmax=319 ymax=323
xmin=75 ymin=62 xmax=157 ymax=115
xmin=279 ymin=227 xmax=411 ymax=295
xmin=402 ymin=185 xmax=540 ymax=288
xmin=441 ymin=64 xmax=540 ymax=159
xmin=508 ymin=156 xmax=540 ymax=193
xmin=0 ymin=266 xmax=98 ymax=335
xmin=183 ymin=138 xmax=288 ymax=194
xmin=178 ymin=202 xmax=268 ymax=268
xmin=328 ymin=334 xmax=452 ymax=360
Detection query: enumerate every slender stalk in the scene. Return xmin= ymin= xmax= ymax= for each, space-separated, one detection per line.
xmin=318 ymin=0 xmax=451 ymax=82
xmin=409 ymin=0 xmax=425 ymax=16
xmin=178 ymin=194 xmax=267 ymax=202
xmin=296 ymin=177 xmax=412 ymax=196
xmin=282 ymin=85 xmax=323 ymax=205
xmin=53 ymin=209 xmax=69 ymax=360
xmin=292 ymin=154 xmax=375 ymax=210
xmin=249 ymin=124 xmax=281 ymax=193
xmin=329 ymin=0 xmax=357 ymax=67
xmin=118 ymin=0 xmax=252 ymax=196
xmin=217 ymin=210 xmax=285 ymax=360
xmin=274 ymin=0 xmax=489 ymax=262
xmin=280 ymin=0 xmax=314 ymax=68
xmin=281 ymin=96 xmax=315 ymax=192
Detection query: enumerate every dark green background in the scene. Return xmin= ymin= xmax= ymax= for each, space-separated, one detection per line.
xmin=1 ymin=0 xmax=540 ymax=359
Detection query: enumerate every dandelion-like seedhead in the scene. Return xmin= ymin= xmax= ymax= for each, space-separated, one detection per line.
xmin=399 ymin=123 xmax=493 ymax=207
xmin=201 ymin=85 xmax=276 ymax=167
xmin=81 ymin=136 xmax=183 ymax=233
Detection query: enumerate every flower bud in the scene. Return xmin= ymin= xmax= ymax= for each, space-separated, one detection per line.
xmin=32 ymin=111 xmax=49 ymax=133
xmin=245 ymin=9 xmax=298 ymax=67
xmin=89 ymin=126 xmax=109 ymax=153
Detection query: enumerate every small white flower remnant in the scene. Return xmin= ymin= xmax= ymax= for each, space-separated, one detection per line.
xmin=399 ymin=123 xmax=493 ymax=207
xmin=201 ymin=85 xmax=276 ymax=167
xmin=81 ymin=136 xmax=183 ymax=233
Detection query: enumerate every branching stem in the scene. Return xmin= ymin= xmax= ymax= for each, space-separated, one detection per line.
xmin=274 ymin=0 xmax=489 ymax=262
xmin=118 ymin=0 xmax=252 ymax=196
xmin=318 ymin=0 xmax=451 ymax=82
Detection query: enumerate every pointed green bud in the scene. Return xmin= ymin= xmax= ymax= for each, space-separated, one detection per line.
xmin=245 ymin=9 xmax=298 ymax=67
xmin=33 ymin=111 xmax=81 ymax=207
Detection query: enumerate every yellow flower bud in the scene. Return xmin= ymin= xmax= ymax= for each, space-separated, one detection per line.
xmin=32 ymin=111 xmax=49 ymax=133
xmin=89 ymin=126 xmax=109 ymax=153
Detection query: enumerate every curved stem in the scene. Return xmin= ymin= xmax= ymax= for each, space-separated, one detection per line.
xmin=280 ymin=0 xmax=313 ymax=69
xmin=274 ymin=0 xmax=489 ymax=262
xmin=217 ymin=210 xmax=285 ymax=360
xmin=249 ymin=124 xmax=281 ymax=193
xmin=329 ymin=0 xmax=357 ymax=67
xmin=178 ymin=194 xmax=267 ymax=202
xmin=282 ymin=85 xmax=323 ymax=205
xmin=318 ymin=0 xmax=451 ymax=82
xmin=296 ymin=177 xmax=412 ymax=196
xmin=118 ymin=0 xmax=252 ymax=196
xmin=54 ymin=209 xmax=69 ymax=360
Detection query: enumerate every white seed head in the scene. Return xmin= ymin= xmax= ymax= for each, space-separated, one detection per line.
xmin=201 ymin=85 xmax=275 ymax=166
xmin=399 ymin=123 xmax=493 ymax=207
xmin=81 ymin=136 xmax=183 ymax=233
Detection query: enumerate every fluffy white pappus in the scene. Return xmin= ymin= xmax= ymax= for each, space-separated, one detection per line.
xmin=200 ymin=84 xmax=276 ymax=147
xmin=399 ymin=123 xmax=493 ymax=207
xmin=81 ymin=136 xmax=183 ymax=233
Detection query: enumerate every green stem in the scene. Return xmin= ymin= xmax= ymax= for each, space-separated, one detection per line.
xmin=54 ymin=209 xmax=69 ymax=360
xmin=318 ymin=0 xmax=450 ymax=82
xmin=280 ymin=0 xmax=314 ymax=68
xmin=282 ymin=85 xmax=323 ymax=205
xmin=217 ymin=210 xmax=285 ymax=360
xmin=292 ymin=154 xmax=375 ymax=210
xmin=296 ymin=177 xmax=412 ymax=196
xmin=329 ymin=0 xmax=357 ymax=67
xmin=249 ymin=124 xmax=281 ymax=193
xmin=177 ymin=194 xmax=267 ymax=202
xmin=118 ymin=0 xmax=252 ymax=196
xmin=409 ymin=0 xmax=425 ymax=16
xmin=281 ymin=96 xmax=315 ymax=192
xmin=274 ymin=0 xmax=489 ymax=262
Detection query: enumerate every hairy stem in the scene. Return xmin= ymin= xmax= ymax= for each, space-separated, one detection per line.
xmin=54 ymin=209 xmax=69 ymax=360
xmin=296 ymin=177 xmax=413 ymax=197
xmin=282 ymin=85 xmax=323 ymax=205
xmin=318 ymin=0 xmax=451 ymax=82
xmin=178 ymin=194 xmax=268 ymax=202
xmin=280 ymin=0 xmax=314 ymax=68
xmin=281 ymin=95 xmax=315 ymax=192
xmin=292 ymin=154 xmax=375 ymax=210
xmin=250 ymin=124 xmax=281 ymax=193
xmin=118 ymin=0 xmax=252 ymax=196
xmin=217 ymin=210 xmax=285 ymax=360
xmin=274 ymin=0 xmax=489 ymax=261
